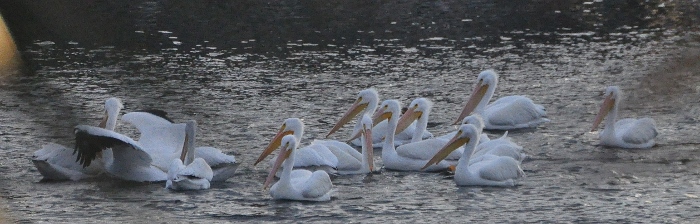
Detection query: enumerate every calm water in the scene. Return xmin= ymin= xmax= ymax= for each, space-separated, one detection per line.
xmin=1 ymin=1 xmax=700 ymax=223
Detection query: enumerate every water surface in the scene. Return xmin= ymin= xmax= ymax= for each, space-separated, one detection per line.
xmin=1 ymin=1 xmax=700 ymax=223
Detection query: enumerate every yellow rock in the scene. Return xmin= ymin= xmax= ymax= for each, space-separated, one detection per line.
xmin=0 ymin=12 xmax=21 ymax=75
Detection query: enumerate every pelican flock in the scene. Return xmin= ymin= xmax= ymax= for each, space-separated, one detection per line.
xmin=30 ymin=69 xmax=661 ymax=203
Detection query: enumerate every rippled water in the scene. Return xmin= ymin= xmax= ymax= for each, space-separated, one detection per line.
xmin=2 ymin=1 xmax=700 ymax=223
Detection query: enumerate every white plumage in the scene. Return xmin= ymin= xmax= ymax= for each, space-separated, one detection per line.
xmin=423 ymin=124 xmax=524 ymax=186
xmin=375 ymin=100 xmax=451 ymax=172
xmin=264 ymin=135 xmax=333 ymax=201
xmin=591 ymin=86 xmax=658 ymax=148
xmin=32 ymin=97 xmax=122 ymax=181
xmin=455 ymin=70 xmax=549 ymax=130
xmin=166 ymin=120 xmax=214 ymax=190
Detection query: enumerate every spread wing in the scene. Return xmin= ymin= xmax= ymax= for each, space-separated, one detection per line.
xmin=74 ymin=125 xmax=151 ymax=168
xmin=122 ymin=112 xmax=186 ymax=156
xmin=301 ymin=171 xmax=333 ymax=199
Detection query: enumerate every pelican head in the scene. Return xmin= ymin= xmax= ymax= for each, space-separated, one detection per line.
xmin=263 ymin=135 xmax=298 ymax=189
xmin=326 ymin=88 xmax=379 ymax=138
xmin=372 ymin=99 xmax=401 ymax=127
xmin=100 ymin=97 xmax=124 ymax=130
xmin=591 ymin=86 xmax=621 ymax=131
xmin=422 ymin=124 xmax=479 ymax=170
xmin=254 ymin=118 xmax=303 ymax=166
xmin=454 ymin=70 xmax=499 ymax=125
xmin=460 ymin=114 xmax=485 ymax=130
xmin=395 ymin=98 xmax=432 ymax=134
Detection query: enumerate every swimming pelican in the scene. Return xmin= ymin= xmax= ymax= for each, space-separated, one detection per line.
xmin=393 ymin=105 xmax=485 ymax=165
xmin=423 ymin=124 xmax=524 ymax=186
xmin=263 ymin=135 xmax=333 ymax=201
xmin=31 ymin=97 xmax=123 ymax=181
xmin=374 ymin=100 xmax=451 ymax=172
xmin=591 ymin=86 xmax=658 ymax=148
xmin=166 ymin=120 xmax=214 ymax=191
xmin=326 ymin=88 xmax=432 ymax=148
xmin=255 ymin=118 xmax=338 ymax=175
xmin=455 ymin=70 xmax=549 ymax=130
xmin=122 ymin=111 xmax=238 ymax=182
xmin=331 ymin=114 xmax=375 ymax=175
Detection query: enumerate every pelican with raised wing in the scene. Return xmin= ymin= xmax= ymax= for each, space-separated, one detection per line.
xmin=263 ymin=135 xmax=333 ymax=201
xmin=31 ymin=97 xmax=123 ymax=181
xmin=122 ymin=111 xmax=238 ymax=182
xmin=423 ymin=124 xmax=524 ymax=186
xmin=455 ymin=70 xmax=549 ymax=130
xmin=591 ymin=86 xmax=658 ymax=148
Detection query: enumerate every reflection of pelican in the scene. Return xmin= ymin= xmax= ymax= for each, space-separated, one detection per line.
xmin=423 ymin=124 xmax=524 ymax=186
xmin=591 ymin=86 xmax=658 ymax=148
xmin=122 ymin=111 xmax=238 ymax=182
xmin=31 ymin=97 xmax=123 ymax=181
xmin=166 ymin=121 xmax=213 ymax=191
xmin=455 ymin=70 xmax=549 ymax=130
xmin=263 ymin=135 xmax=333 ymax=201
xmin=374 ymin=100 xmax=450 ymax=172
xmin=327 ymin=88 xmax=432 ymax=147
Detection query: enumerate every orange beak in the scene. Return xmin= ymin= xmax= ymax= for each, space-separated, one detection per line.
xmin=591 ymin=95 xmax=614 ymax=131
xmin=395 ymin=106 xmax=422 ymax=134
xmin=263 ymin=142 xmax=293 ymax=189
xmin=254 ymin=124 xmax=294 ymax=166
xmin=327 ymin=98 xmax=368 ymax=138
xmin=454 ymin=81 xmax=488 ymax=125
xmin=422 ymin=130 xmax=469 ymax=170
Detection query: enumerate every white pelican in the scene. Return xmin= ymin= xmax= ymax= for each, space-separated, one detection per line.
xmin=328 ymin=114 xmax=375 ymax=175
xmin=374 ymin=100 xmax=451 ymax=172
xmin=166 ymin=120 xmax=214 ymax=191
xmin=31 ymin=97 xmax=123 ymax=181
xmin=263 ymin=135 xmax=333 ymax=201
xmin=326 ymin=88 xmax=432 ymax=148
xmin=423 ymin=124 xmax=524 ymax=186
xmin=122 ymin=111 xmax=238 ymax=182
xmin=396 ymin=108 xmax=497 ymax=165
xmin=455 ymin=70 xmax=549 ymax=130
xmin=255 ymin=118 xmax=338 ymax=175
xmin=591 ymin=86 xmax=658 ymax=148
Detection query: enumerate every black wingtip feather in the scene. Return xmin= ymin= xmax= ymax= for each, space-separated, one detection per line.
xmin=74 ymin=127 xmax=131 ymax=168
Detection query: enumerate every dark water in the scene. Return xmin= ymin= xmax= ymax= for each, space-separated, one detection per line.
xmin=1 ymin=0 xmax=700 ymax=223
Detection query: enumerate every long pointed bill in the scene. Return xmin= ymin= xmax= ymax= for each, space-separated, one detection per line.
xmin=98 ymin=112 xmax=108 ymax=128
xmin=349 ymin=109 xmax=389 ymax=142
xmin=254 ymin=127 xmax=294 ymax=166
xmin=395 ymin=107 xmax=422 ymax=134
xmin=326 ymin=99 xmax=368 ymax=138
xmin=591 ymin=95 xmax=614 ymax=131
xmin=364 ymin=128 xmax=374 ymax=171
xmin=454 ymin=82 xmax=489 ymax=125
xmin=421 ymin=131 xmax=470 ymax=170
xmin=179 ymin=134 xmax=189 ymax=162
xmin=263 ymin=145 xmax=292 ymax=189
